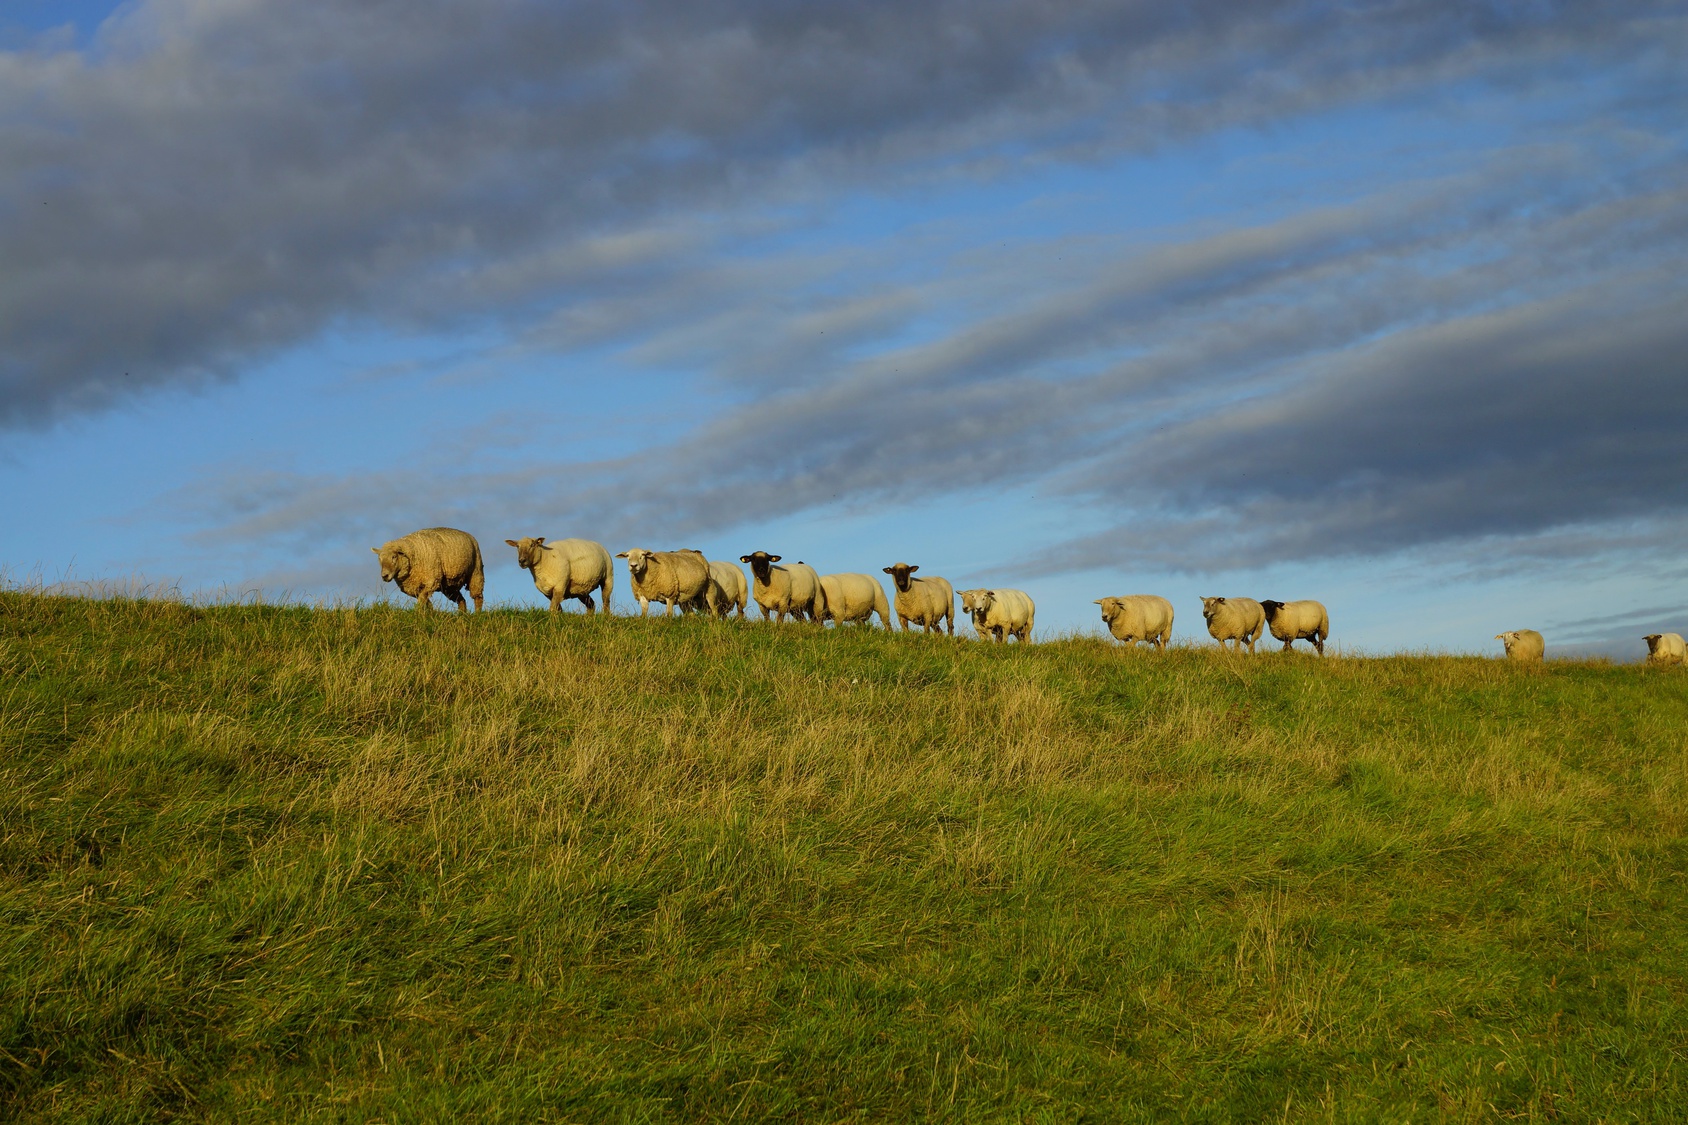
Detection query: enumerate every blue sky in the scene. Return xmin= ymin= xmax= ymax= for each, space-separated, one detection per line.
xmin=2 ymin=1 xmax=1684 ymax=657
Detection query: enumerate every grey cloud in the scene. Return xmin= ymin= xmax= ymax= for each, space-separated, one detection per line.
xmin=4 ymin=0 xmax=1679 ymax=424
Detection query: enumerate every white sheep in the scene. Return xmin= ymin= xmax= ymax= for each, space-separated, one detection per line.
xmin=615 ymin=548 xmax=711 ymax=617
xmin=1496 ymin=629 xmax=1545 ymax=663
xmin=817 ymin=573 xmax=892 ymax=628
xmin=882 ymin=562 xmax=954 ymax=635
xmin=505 ymin=536 xmax=613 ymax=614
xmin=1644 ymin=632 xmax=1686 ymax=666
xmin=371 ymin=527 xmax=485 ymax=612
xmin=1094 ymin=595 xmax=1173 ymax=650
xmin=703 ymin=559 xmax=749 ymax=618
xmin=1200 ymin=596 xmax=1265 ymax=653
xmin=739 ymin=551 xmax=826 ymax=622
xmin=1261 ymin=600 xmax=1330 ymax=655
xmin=958 ymin=588 xmax=1034 ymax=643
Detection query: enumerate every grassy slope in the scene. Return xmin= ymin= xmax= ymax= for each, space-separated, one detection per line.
xmin=2 ymin=592 xmax=1687 ymax=1122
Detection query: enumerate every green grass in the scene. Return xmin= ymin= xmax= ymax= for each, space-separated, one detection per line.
xmin=3 ymin=590 xmax=1687 ymax=1122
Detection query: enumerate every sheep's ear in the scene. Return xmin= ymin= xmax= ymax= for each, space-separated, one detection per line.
xmin=907 ymin=565 xmax=919 ymax=573
xmin=615 ymin=552 xmax=628 ymax=558
xmin=1214 ymin=597 xmax=1225 ymax=604
xmin=739 ymin=555 xmax=752 ymax=563
xmin=505 ymin=540 xmax=519 ymax=548
xmin=534 ymin=537 xmax=545 ymax=546
xmin=371 ymin=547 xmax=380 ymax=555
xmin=769 ymin=555 xmax=781 ymax=563
xmin=883 ymin=567 xmax=894 ymax=574
xmin=985 ymin=590 xmax=995 ymax=597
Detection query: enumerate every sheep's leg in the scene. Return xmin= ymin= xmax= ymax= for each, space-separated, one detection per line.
xmin=578 ymin=593 xmax=595 ymax=614
xmin=415 ymin=591 xmax=432 ymax=611
xmin=638 ymin=596 xmax=651 ymax=617
xmin=1282 ymin=638 xmax=1294 ymax=653
xmin=1314 ymin=637 xmax=1325 ymax=656
xmin=549 ymin=591 xmax=564 ymax=612
xmin=445 ymin=587 xmax=469 ymax=613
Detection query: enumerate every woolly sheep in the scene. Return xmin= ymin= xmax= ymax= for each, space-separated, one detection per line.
xmin=1644 ymin=632 xmax=1686 ymax=665
xmin=958 ymin=588 xmax=1034 ymax=643
xmin=703 ymin=559 xmax=749 ymax=618
xmin=615 ymin=548 xmax=711 ymax=617
xmin=882 ymin=562 xmax=954 ymax=635
xmin=1200 ymin=596 xmax=1265 ymax=653
xmin=1495 ymin=629 xmax=1545 ymax=663
xmin=505 ymin=536 xmax=613 ymax=614
xmin=739 ymin=551 xmax=826 ymax=623
xmin=1261 ymin=600 xmax=1330 ymax=655
xmin=1094 ymin=595 xmax=1173 ymax=650
xmin=371 ymin=527 xmax=485 ymax=613
xmin=818 ymin=573 xmax=891 ymax=628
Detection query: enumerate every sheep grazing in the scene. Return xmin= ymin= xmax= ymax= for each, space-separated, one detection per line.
xmin=1200 ymin=596 xmax=1265 ymax=653
xmin=371 ymin=527 xmax=485 ymax=613
xmin=817 ymin=573 xmax=892 ymax=628
xmin=1644 ymin=632 xmax=1686 ymax=666
xmin=958 ymin=588 xmax=1034 ymax=643
xmin=882 ymin=562 xmax=954 ymax=635
xmin=739 ymin=551 xmax=826 ymax=623
xmin=505 ymin=536 xmax=613 ymax=614
xmin=1495 ymin=629 xmax=1545 ymax=663
xmin=1094 ymin=595 xmax=1173 ymax=650
xmin=703 ymin=559 xmax=750 ymax=618
xmin=1261 ymin=600 xmax=1330 ymax=655
xmin=615 ymin=548 xmax=711 ymax=617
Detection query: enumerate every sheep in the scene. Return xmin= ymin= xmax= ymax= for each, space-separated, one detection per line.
xmin=614 ymin=548 xmax=711 ymax=617
xmin=739 ymin=551 xmax=826 ymax=622
xmin=958 ymin=588 xmax=1034 ymax=643
xmin=1094 ymin=595 xmax=1173 ymax=650
xmin=1200 ymin=596 xmax=1265 ymax=653
xmin=1495 ymin=629 xmax=1545 ymax=663
xmin=1644 ymin=632 xmax=1686 ymax=666
xmin=703 ymin=559 xmax=749 ymax=618
xmin=882 ymin=562 xmax=954 ymax=635
xmin=817 ymin=573 xmax=892 ymax=628
xmin=371 ymin=527 xmax=485 ymax=612
xmin=505 ymin=536 xmax=613 ymax=614
xmin=1261 ymin=600 xmax=1330 ymax=655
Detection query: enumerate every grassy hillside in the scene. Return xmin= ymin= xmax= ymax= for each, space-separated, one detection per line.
xmin=3 ymin=591 xmax=1687 ymax=1122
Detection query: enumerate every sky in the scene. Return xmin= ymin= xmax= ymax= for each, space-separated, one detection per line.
xmin=1 ymin=0 xmax=1684 ymax=658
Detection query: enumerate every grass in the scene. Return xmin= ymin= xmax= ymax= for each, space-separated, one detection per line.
xmin=2 ymin=590 xmax=1687 ymax=1122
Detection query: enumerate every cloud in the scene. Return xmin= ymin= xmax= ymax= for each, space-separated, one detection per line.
xmin=3 ymin=0 xmax=1679 ymax=424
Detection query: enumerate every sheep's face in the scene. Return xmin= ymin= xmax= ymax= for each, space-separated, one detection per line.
xmin=506 ymin=537 xmax=546 ymax=570
xmin=740 ymin=551 xmax=780 ymax=582
xmin=1094 ymin=598 xmax=1122 ymax=625
xmin=373 ymin=545 xmax=409 ymax=585
xmin=957 ymin=589 xmax=983 ymax=614
xmin=1644 ymin=634 xmax=1662 ymax=654
xmin=1260 ymin=600 xmax=1285 ymax=621
xmin=617 ymin=548 xmax=653 ymax=577
xmin=883 ymin=562 xmax=919 ymax=592
xmin=1200 ymin=596 xmax=1225 ymax=622
xmin=1496 ymin=632 xmax=1520 ymax=654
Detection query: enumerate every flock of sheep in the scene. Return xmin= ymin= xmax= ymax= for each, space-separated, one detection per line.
xmin=372 ymin=527 xmax=1687 ymax=664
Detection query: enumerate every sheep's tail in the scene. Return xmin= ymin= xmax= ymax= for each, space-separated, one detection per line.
xmin=468 ymin=541 xmax=486 ymax=608
xmin=601 ymin=557 xmax=614 ymax=614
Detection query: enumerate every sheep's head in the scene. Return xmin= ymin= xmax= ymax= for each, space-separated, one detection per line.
xmin=372 ymin=544 xmax=409 ymax=585
xmin=616 ymin=548 xmax=653 ymax=577
xmin=882 ymin=562 xmax=919 ymax=592
xmin=739 ymin=551 xmax=780 ymax=582
xmin=957 ymin=589 xmax=984 ymax=614
xmin=505 ymin=536 xmax=546 ymax=570
xmin=1200 ymin=596 xmax=1225 ymax=622
xmin=1260 ymin=600 xmax=1285 ymax=621
xmin=1644 ymin=634 xmax=1663 ymax=653
xmin=1093 ymin=597 xmax=1122 ymax=624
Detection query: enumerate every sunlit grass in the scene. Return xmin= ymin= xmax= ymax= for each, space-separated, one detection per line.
xmin=2 ymin=590 xmax=1686 ymax=1121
